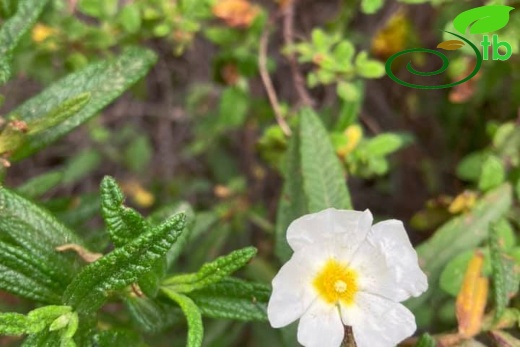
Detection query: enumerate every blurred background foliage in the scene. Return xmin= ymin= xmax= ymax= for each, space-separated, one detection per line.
xmin=1 ymin=0 xmax=520 ymax=346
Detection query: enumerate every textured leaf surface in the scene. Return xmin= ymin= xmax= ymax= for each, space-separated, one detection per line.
xmin=299 ymin=108 xmax=351 ymax=212
xmin=189 ymin=278 xmax=269 ymax=321
xmin=125 ymin=296 xmax=182 ymax=333
xmin=163 ymin=289 xmax=203 ymax=347
xmin=0 ymin=305 xmax=71 ymax=336
xmin=63 ymin=213 xmax=186 ymax=312
xmin=489 ymin=224 xmax=520 ymax=320
xmin=93 ymin=330 xmax=146 ymax=347
xmin=163 ymin=247 xmax=257 ymax=293
xmin=100 ymin=176 xmax=149 ymax=247
xmin=8 ymin=47 xmax=157 ymax=159
xmin=409 ymin=184 xmax=512 ymax=310
xmin=0 ymin=0 xmax=49 ymax=85
xmin=275 ymin=130 xmax=306 ymax=263
xmin=0 ymin=188 xmax=81 ymax=302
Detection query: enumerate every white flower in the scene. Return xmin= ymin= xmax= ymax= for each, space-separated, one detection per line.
xmin=268 ymin=208 xmax=428 ymax=347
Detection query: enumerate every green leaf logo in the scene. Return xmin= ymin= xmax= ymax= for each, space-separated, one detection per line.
xmin=453 ymin=5 xmax=514 ymax=35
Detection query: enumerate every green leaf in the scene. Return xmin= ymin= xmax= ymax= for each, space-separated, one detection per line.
xmin=218 ymin=87 xmax=249 ymax=129
xmin=364 ymin=132 xmax=413 ymax=157
xmin=79 ymin=0 xmax=117 ymax=18
xmin=439 ymin=249 xmax=492 ymax=297
xmin=299 ymin=108 xmax=352 ymax=212
xmin=275 ymin=130 xmax=307 ymax=263
xmin=118 ymin=4 xmax=141 ymax=34
xmin=0 ymin=188 xmax=82 ymax=302
xmin=479 ymin=155 xmax=506 ymax=192
xmin=0 ymin=305 xmax=72 ymax=336
xmin=15 ymin=171 xmax=64 ymax=199
xmin=124 ymin=135 xmax=152 ymax=173
xmin=100 ymin=176 xmax=149 ymax=247
xmin=93 ymin=330 xmax=146 ymax=347
xmin=337 ymin=81 xmax=360 ymax=102
xmin=0 ymin=0 xmax=50 ymax=85
xmin=355 ymin=51 xmax=385 ymax=78
xmin=62 ymin=149 xmax=102 ymax=184
xmin=189 ymin=277 xmax=269 ymax=321
xmin=8 ymin=47 xmax=157 ymax=160
xmin=361 ymin=0 xmax=384 ymax=14
xmin=414 ymin=333 xmax=436 ymax=347
xmin=489 ymin=223 xmax=520 ymax=321
xmin=163 ymin=247 xmax=257 ymax=293
xmin=147 ymin=202 xmax=195 ymax=269
xmin=457 ymin=152 xmax=486 ymax=182
xmin=125 ymin=296 xmax=182 ymax=333
xmin=63 ymin=212 xmax=186 ymax=312
xmin=162 ymin=289 xmax=204 ymax=347
xmin=408 ymin=184 xmax=512 ymax=310
xmin=453 ymin=5 xmax=514 ymax=35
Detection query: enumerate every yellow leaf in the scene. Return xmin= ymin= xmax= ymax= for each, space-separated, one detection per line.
xmin=448 ymin=191 xmax=478 ymax=214
xmin=437 ymin=40 xmax=465 ymax=50
xmin=371 ymin=10 xmax=410 ymax=58
xmin=456 ymin=251 xmax=489 ymax=338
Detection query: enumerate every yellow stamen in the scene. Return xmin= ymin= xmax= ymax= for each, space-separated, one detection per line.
xmin=313 ymin=259 xmax=358 ymax=306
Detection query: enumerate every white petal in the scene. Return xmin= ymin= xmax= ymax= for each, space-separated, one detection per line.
xmin=297 ymin=301 xmax=344 ymax=347
xmin=268 ymin=249 xmax=322 ymax=328
xmin=340 ymin=293 xmax=416 ymax=347
xmin=287 ymin=209 xmax=373 ymax=262
xmin=349 ymin=220 xmax=428 ymax=302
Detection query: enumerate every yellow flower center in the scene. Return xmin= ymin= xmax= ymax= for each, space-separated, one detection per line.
xmin=313 ymin=259 xmax=358 ymax=306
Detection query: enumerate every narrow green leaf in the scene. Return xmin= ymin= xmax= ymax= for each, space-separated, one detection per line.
xmin=8 ymin=47 xmax=157 ymax=160
xmin=275 ymin=130 xmax=307 ymax=263
xmin=162 ymin=289 xmax=204 ymax=347
xmin=100 ymin=176 xmax=149 ymax=247
xmin=490 ymin=223 xmax=520 ymax=320
xmin=0 ymin=0 xmax=50 ymax=85
xmin=163 ymin=247 xmax=257 ymax=293
xmin=408 ymin=184 xmax=512 ymax=310
xmin=147 ymin=202 xmax=195 ymax=268
xmin=63 ymin=212 xmax=186 ymax=312
xmin=15 ymin=171 xmax=64 ymax=199
xmin=414 ymin=333 xmax=436 ymax=347
xmin=0 ymin=188 xmax=82 ymax=302
xmin=299 ymin=108 xmax=352 ymax=212
xmin=125 ymin=296 xmax=182 ymax=333
xmin=61 ymin=149 xmax=102 ymax=184
xmin=93 ymin=330 xmax=147 ymax=347
xmin=188 ymin=277 xmax=269 ymax=321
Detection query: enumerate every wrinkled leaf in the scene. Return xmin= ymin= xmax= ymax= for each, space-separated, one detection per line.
xmin=489 ymin=223 xmax=520 ymax=321
xmin=63 ymin=213 xmax=186 ymax=312
xmin=299 ymin=108 xmax=352 ymax=212
xmin=163 ymin=247 xmax=257 ymax=293
xmin=189 ymin=277 xmax=269 ymax=321
xmin=8 ymin=47 xmax=157 ymax=160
